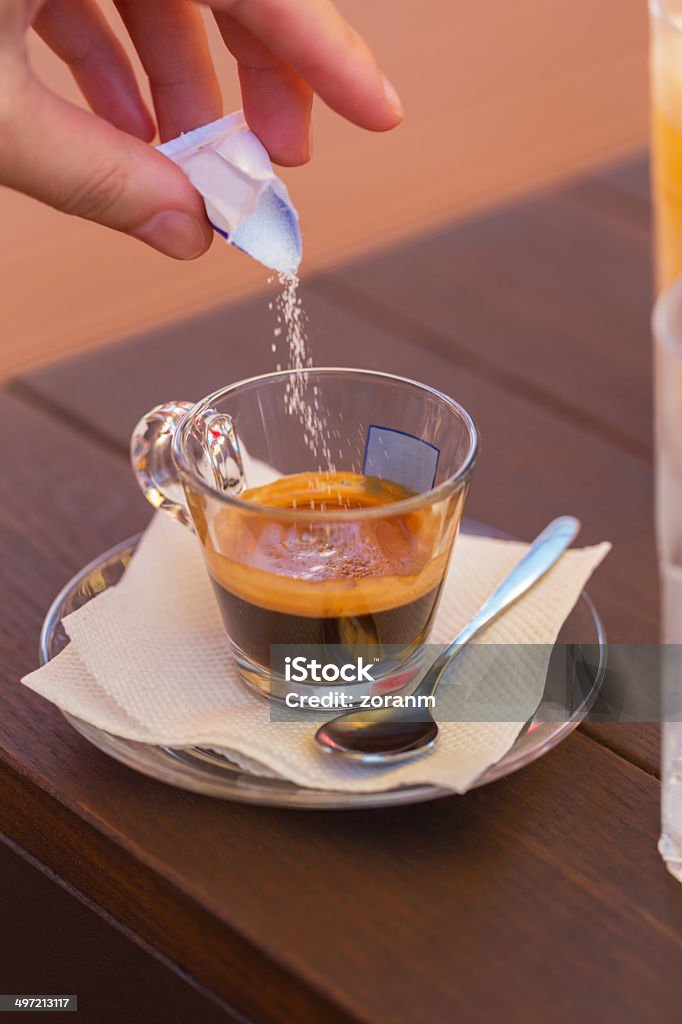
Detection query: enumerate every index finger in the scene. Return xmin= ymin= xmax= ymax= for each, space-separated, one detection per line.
xmin=200 ymin=0 xmax=403 ymax=131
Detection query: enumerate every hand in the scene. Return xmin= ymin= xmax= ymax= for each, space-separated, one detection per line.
xmin=0 ymin=0 xmax=403 ymax=259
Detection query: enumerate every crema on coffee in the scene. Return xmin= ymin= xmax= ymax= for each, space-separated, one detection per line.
xmin=190 ymin=471 xmax=459 ymax=671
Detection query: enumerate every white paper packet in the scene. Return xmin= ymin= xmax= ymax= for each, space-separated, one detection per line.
xmin=158 ymin=112 xmax=301 ymax=274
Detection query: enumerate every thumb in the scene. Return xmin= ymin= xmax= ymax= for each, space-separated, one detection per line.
xmin=0 ymin=73 xmax=213 ymax=260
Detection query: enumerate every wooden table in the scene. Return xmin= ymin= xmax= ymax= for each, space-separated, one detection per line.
xmin=2 ymin=153 xmax=680 ymax=1023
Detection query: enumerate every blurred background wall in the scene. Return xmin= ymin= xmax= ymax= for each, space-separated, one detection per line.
xmin=1 ymin=0 xmax=648 ymax=378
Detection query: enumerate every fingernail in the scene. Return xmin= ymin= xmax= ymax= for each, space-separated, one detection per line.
xmin=133 ymin=211 xmax=208 ymax=260
xmin=382 ymin=74 xmax=404 ymax=119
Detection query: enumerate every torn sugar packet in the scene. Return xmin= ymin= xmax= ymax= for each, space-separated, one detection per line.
xmin=157 ymin=111 xmax=301 ymax=274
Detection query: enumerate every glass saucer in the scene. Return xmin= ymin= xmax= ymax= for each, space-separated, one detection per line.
xmin=40 ymin=524 xmax=607 ymax=810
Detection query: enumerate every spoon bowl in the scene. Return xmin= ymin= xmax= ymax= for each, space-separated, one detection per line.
xmin=316 ymin=707 xmax=439 ymax=763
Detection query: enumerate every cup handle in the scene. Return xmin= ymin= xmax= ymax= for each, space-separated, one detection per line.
xmin=130 ymin=401 xmax=195 ymax=531
xmin=201 ymin=410 xmax=246 ymax=495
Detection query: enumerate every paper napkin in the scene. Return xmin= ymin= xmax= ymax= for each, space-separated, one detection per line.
xmin=22 ymin=513 xmax=609 ymax=794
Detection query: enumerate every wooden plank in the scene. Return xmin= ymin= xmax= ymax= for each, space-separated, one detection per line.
xmin=5 ymin=727 xmax=681 ymax=1024
xmin=0 ymin=837 xmax=242 ymax=1024
xmin=546 ymin=180 xmax=657 ymax=776
xmin=0 ymin=762 xmax=349 ymax=1024
xmin=582 ymin=723 xmax=659 ymax=779
xmin=563 ymin=154 xmax=651 ymax=238
xmin=592 ymin=153 xmax=651 ymax=203
xmin=316 ymin=188 xmax=653 ymax=453
xmin=15 ymin=283 xmax=658 ymax=645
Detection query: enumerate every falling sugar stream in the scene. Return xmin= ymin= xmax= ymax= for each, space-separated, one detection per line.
xmin=270 ymin=272 xmax=335 ymax=470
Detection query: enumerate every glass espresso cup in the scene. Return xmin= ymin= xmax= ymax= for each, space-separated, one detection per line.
xmin=131 ymin=369 xmax=478 ymax=703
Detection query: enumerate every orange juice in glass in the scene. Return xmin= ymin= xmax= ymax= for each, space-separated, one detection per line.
xmin=651 ymin=0 xmax=682 ymax=290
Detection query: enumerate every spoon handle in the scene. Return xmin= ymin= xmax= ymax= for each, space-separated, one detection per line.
xmin=415 ymin=516 xmax=581 ymax=696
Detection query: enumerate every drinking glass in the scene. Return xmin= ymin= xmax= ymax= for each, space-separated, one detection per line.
xmin=653 ymin=281 xmax=682 ymax=877
xmin=131 ymin=368 xmax=478 ymax=704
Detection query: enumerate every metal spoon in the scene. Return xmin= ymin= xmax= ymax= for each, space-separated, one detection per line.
xmin=315 ymin=516 xmax=581 ymax=763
